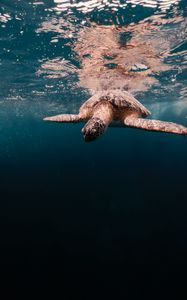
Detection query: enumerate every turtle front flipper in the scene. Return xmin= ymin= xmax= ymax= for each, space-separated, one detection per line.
xmin=124 ymin=116 xmax=187 ymax=135
xmin=44 ymin=113 xmax=84 ymax=123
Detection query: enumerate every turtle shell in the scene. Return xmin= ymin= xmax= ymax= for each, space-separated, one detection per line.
xmin=80 ymin=90 xmax=150 ymax=117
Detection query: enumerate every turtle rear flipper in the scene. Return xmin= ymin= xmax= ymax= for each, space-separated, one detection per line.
xmin=124 ymin=116 xmax=187 ymax=135
xmin=44 ymin=113 xmax=84 ymax=123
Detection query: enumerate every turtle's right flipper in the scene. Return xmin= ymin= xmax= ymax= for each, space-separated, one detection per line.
xmin=124 ymin=116 xmax=187 ymax=135
xmin=43 ymin=114 xmax=83 ymax=123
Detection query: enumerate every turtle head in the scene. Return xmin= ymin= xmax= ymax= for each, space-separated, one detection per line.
xmin=82 ymin=117 xmax=107 ymax=142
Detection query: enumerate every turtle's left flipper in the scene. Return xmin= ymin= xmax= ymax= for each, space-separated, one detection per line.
xmin=124 ymin=116 xmax=187 ymax=135
xmin=44 ymin=113 xmax=84 ymax=123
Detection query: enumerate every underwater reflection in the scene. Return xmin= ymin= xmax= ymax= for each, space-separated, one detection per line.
xmin=37 ymin=7 xmax=186 ymax=118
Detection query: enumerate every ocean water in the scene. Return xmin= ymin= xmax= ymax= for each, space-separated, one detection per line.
xmin=0 ymin=0 xmax=187 ymax=298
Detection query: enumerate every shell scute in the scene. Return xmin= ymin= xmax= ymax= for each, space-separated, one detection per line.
xmin=80 ymin=90 xmax=150 ymax=117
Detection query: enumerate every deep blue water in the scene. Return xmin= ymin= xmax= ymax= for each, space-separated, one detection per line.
xmin=0 ymin=0 xmax=187 ymax=298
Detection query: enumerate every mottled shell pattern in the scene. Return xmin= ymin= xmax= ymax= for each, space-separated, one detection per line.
xmin=80 ymin=90 xmax=151 ymax=117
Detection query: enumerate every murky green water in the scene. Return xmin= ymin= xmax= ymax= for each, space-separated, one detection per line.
xmin=0 ymin=0 xmax=187 ymax=298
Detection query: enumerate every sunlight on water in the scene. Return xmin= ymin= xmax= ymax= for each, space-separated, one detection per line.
xmin=0 ymin=0 xmax=186 ymax=121
xmin=53 ymin=0 xmax=180 ymax=13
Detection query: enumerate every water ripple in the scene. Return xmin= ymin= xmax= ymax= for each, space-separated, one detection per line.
xmin=0 ymin=12 xmax=11 ymax=24
xmin=53 ymin=0 xmax=180 ymax=14
xmin=0 ymin=0 xmax=186 ymax=117
xmin=37 ymin=57 xmax=78 ymax=79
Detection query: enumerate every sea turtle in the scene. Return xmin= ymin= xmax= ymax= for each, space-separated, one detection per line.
xmin=44 ymin=90 xmax=187 ymax=142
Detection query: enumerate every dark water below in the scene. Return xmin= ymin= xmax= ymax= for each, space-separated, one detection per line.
xmin=0 ymin=0 xmax=187 ymax=298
